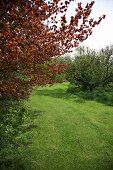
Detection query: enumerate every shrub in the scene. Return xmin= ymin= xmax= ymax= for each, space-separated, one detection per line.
xmin=0 ymin=100 xmax=27 ymax=162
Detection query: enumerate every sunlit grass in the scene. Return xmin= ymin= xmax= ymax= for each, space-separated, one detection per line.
xmin=21 ymin=83 xmax=113 ymax=170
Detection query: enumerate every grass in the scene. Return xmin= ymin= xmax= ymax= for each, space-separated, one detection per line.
xmin=16 ymin=83 xmax=113 ymax=169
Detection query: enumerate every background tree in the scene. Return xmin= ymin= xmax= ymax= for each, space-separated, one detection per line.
xmin=66 ymin=46 xmax=113 ymax=91
xmin=99 ymin=45 xmax=113 ymax=86
xmin=51 ymin=55 xmax=73 ymax=82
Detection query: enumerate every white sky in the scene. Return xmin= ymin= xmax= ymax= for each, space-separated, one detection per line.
xmin=67 ymin=0 xmax=113 ymax=50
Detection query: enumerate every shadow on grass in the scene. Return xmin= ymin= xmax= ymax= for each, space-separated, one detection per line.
xmin=36 ymin=88 xmax=73 ymax=100
xmin=67 ymin=85 xmax=113 ymax=106
xmin=0 ymin=157 xmax=26 ymax=170
xmin=36 ymin=85 xmax=113 ymax=106
xmin=21 ymin=109 xmax=43 ymax=133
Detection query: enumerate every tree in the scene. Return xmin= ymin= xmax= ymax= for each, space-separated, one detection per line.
xmin=0 ymin=0 xmax=105 ymax=99
xmin=0 ymin=0 xmax=106 ymax=164
xmin=99 ymin=45 xmax=113 ymax=86
xmin=66 ymin=46 xmax=113 ymax=91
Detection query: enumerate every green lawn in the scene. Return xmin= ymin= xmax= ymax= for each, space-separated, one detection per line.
xmin=22 ymin=83 xmax=113 ymax=170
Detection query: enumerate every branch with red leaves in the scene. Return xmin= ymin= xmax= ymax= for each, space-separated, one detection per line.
xmin=0 ymin=0 xmax=106 ymax=99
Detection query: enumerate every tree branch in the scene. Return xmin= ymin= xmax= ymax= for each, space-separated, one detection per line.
xmin=0 ymin=59 xmax=22 ymax=73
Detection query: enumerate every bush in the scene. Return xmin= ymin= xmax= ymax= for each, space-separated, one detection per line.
xmin=67 ymin=84 xmax=113 ymax=106
xmin=0 ymin=100 xmax=27 ymax=162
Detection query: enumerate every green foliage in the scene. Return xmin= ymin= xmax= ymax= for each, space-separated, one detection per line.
xmin=53 ymin=55 xmax=72 ymax=83
xmin=0 ymin=98 xmax=41 ymax=169
xmin=67 ymin=84 xmax=113 ymax=106
xmin=66 ymin=46 xmax=113 ymax=91
xmin=0 ymin=100 xmax=27 ymax=162
xmin=53 ymin=73 xmax=65 ymax=83
xmin=57 ymin=55 xmax=72 ymax=65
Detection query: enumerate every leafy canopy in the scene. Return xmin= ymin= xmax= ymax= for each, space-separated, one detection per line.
xmin=0 ymin=0 xmax=105 ymax=99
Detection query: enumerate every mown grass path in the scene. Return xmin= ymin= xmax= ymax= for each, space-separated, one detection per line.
xmin=24 ymin=83 xmax=113 ymax=170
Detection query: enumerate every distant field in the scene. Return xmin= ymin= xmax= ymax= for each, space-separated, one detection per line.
xmin=22 ymin=83 xmax=113 ymax=170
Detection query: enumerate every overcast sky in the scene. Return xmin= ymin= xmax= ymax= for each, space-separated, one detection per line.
xmin=67 ymin=0 xmax=113 ymax=50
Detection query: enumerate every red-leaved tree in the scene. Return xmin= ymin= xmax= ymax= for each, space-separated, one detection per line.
xmin=0 ymin=0 xmax=105 ymax=99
